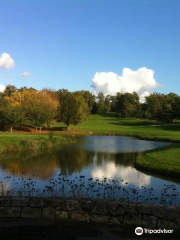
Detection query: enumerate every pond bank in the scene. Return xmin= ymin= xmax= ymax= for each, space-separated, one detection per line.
xmin=0 ymin=133 xmax=75 ymax=153
xmin=135 ymin=143 xmax=180 ymax=179
xmin=0 ymin=196 xmax=179 ymax=231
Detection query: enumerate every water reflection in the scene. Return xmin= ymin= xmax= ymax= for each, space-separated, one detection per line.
xmin=0 ymin=136 xmax=178 ymax=203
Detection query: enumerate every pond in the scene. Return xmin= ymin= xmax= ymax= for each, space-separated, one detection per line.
xmin=0 ymin=136 xmax=179 ymax=205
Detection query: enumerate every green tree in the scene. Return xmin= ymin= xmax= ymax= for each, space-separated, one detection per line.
xmin=3 ymin=85 xmax=17 ymax=97
xmin=59 ymin=92 xmax=89 ymax=130
xmin=115 ymin=92 xmax=140 ymax=117
xmin=74 ymin=90 xmax=95 ymax=113
xmin=97 ymin=92 xmax=105 ymax=113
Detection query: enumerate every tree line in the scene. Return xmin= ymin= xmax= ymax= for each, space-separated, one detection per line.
xmin=0 ymin=85 xmax=179 ymax=132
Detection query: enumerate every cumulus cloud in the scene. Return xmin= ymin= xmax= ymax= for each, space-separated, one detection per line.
xmin=20 ymin=71 xmax=30 ymax=78
xmin=0 ymin=53 xmax=15 ymax=69
xmin=91 ymin=161 xmax=151 ymax=187
xmin=91 ymin=67 xmax=161 ymax=102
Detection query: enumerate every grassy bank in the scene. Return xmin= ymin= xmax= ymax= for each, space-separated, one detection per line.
xmin=135 ymin=143 xmax=180 ymax=179
xmin=70 ymin=114 xmax=180 ymax=142
xmin=0 ymin=132 xmax=75 ymax=153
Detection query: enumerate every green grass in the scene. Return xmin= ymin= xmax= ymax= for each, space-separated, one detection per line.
xmin=135 ymin=143 xmax=180 ymax=178
xmin=0 ymin=132 xmax=74 ymax=153
xmin=70 ymin=113 xmax=180 ymax=141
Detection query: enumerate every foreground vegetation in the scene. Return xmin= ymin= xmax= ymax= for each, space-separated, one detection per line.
xmin=0 ymin=175 xmax=179 ymax=205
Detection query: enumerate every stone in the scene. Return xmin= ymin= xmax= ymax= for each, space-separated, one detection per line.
xmin=11 ymin=197 xmax=29 ymax=207
xmin=30 ymin=197 xmax=45 ymax=207
xmin=137 ymin=203 xmax=149 ymax=214
xmin=109 ymin=217 xmax=121 ymax=225
xmin=117 ymin=202 xmax=129 ymax=215
xmin=0 ymin=197 xmax=11 ymax=207
xmin=157 ymin=219 xmax=178 ymax=229
xmin=147 ymin=216 xmax=157 ymax=228
xmin=107 ymin=202 xmax=118 ymax=216
xmin=149 ymin=204 xmax=166 ymax=219
xmin=90 ymin=214 xmax=108 ymax=224
xmin=166 ymin=206 xmax=180 ymax=220
xmin=70 ymin=212 xmax=89 ymax=222
xmin=0 ymin=207 xmax=20 ymax=218
xmin=93 ymin=200 xmax=107 ymax=215
xmin=123 ymin=214 xmax=142 ymax=226
xmin=22 ymin=207 xmax=41 ymax=219
xmin=42 ymin=208 xmax=55 ymax=220
xmin=56 ymin=211 xmax=68 ymax=221
xmin=66 ymin=200 xmax=81 ymax=211
xmin=46 ymin=198 xmax=66 ymax=210
xmin=81 ymin=200 xmax=96 ymax=213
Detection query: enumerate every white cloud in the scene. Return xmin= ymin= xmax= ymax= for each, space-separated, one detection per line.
xmin=91 ymin=161 xmax=151 ymax=187
xmin=91 ymin=67 xmax=161 ymax=102
xmin=0 ymin=53 xmax=15 ymax=69
xmin=0 ymin=83 xmax=5 ymax=92
xmin=20 ymin=72 xmax=30 ymax=78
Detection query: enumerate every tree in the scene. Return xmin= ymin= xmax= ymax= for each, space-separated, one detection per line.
xmin=0 ymin=99 xmax=24 ymax=133
xmin=59 ymin=92 xmax=89 ymax=130
xmin=3 ymin=85 xmax=17 ymax=97
xmin=97 ymin=92 xmax=105 ymax=113
xmin=74 ymin=91 xmax=95 ymax=113
xmin=115 ymin=92 xmax=140 ymax=117
xmin=22 ymin=91 xmax=59 ymax=132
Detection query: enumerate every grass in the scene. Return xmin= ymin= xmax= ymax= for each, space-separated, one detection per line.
xmin=135 ymin=143 xmax=180 ymax=178
xmin=70 ymin=113 xmax=180 ymax=141
xmin=0 ymin=132 xmax=75 ymax=153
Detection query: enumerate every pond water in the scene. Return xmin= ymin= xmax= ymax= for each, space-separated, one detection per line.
xmin=0 ymin=136 xmax=179 ymax=205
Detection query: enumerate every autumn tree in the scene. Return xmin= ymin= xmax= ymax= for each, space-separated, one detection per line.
xmin=22 ymin=91 xmax=59 ymax=132
xmin=0 ymin=98 xmax=24 ymax=133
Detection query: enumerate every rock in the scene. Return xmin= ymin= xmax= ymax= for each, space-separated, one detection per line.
xmin=46 ymin=198 xmax=66 ymax=210
xmin=0 ymin=197 xmax=11 ymax=207
xmin=11 ymin=197 xmax=29 ymax=207
xmin=66 ymin=200 xmax=81 ymax=211
xmin=90 ymin=214 xmax=108 ymax=223
xmin=93 ymin=200 xmax=107 ymax=215
xmin=30 ymin=197 xmax=45 ymax=207
xmin=0 ymin=207 xmax=20 ymax=218
xmin=56 ymin=211 xmax=68 ymax=221
xmin=123 ymin=214 xmax=142 ymax=226
xmin=117 ymin=202 xmax=129 ymax=215
xmin=137 ymin=203 xmax=149 ymax=214
xmin=70 ymin=212 xmax=89 ymax=222
xmin=42 ymin=208 xmax=55 ymax=220
xmin=166 ymin=206 xmax=180 ymax=220
xmin=147 ymin=216 xmax=157 ymax=228
xmin=149 ymin=204 xmax=166 ymax=219
xmin=157 ymin=219 xmax=178 ymax=229
xmin=22 ymin=207 xmax=41 ymax=219
xmin=81 ymin=200 xmax=96 ymax=213
xmin=107 ymin=202 xmax=118 ymax=216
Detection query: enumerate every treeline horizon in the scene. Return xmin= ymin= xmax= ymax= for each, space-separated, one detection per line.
xmin=0 ymin=84 xmax=180 ymax=132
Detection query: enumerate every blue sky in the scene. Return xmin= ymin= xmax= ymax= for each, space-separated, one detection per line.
xmin=0 ymin=0 xmax=180 ymax=97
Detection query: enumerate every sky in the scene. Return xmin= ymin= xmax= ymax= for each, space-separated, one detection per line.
xmin=0 ymin=0 xmax=180 ymax=100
